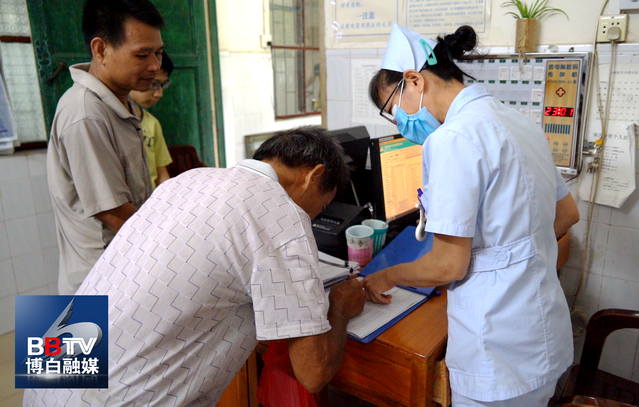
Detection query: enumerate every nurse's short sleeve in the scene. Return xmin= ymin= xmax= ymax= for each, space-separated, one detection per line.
xmin=555 ymin=166 xmax=570 ymax=201
xmin=252 ymin=236 xmax=331 ymax=341
xmin=59 ymin=119 xmax=132 ymax=217
xmin=423 ymin=131 xmax=488 ymax=238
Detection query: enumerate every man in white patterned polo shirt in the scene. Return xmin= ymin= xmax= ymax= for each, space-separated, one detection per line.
xmin=25 ymin=126 xmax=366 ymax=406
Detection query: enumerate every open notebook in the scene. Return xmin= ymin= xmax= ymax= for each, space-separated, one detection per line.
xmin=324 ymin=226 xmax=439 ymax=343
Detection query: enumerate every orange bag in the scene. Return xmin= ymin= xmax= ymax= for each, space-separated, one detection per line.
xmin=257 ymin=340 xmax=318 ymax=407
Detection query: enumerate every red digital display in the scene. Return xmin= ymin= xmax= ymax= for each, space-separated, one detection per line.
xmin=544 ymin=106 xmax=574 ymax=117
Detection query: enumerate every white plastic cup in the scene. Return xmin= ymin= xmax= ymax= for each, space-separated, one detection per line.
xmin=345 ymin=225 xmax=374 ymax=267
xmin=362 ymin=219 xmax=389 ymax=256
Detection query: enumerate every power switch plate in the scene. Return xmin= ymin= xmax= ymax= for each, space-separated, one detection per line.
xmin=597 ymin=14 xmax=629 ymax=42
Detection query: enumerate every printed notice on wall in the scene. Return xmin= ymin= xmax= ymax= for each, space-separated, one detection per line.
xmin=578 ymin=63 xmax=639 ymax=208
xmin=332 ymin=0 xmax=399 ymax=40
xmin=578 ymin=123 xmax=636 ymax=208
xmin=330 ymin=0 xmax=488 ymax=44
xmin=407 ymin=0 xmax=488 ymax=35
xmin=351 ymin=58 xmax=386 ymax=124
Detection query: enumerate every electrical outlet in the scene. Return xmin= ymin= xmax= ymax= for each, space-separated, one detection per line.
xmin=597 ymin=14 xmax=629 ymax=42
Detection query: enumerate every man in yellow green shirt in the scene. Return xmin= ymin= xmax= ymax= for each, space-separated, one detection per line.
xmin=131 ymin=50 xmax=173 ymax=188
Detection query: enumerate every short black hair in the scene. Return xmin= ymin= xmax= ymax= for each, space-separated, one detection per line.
xmin=160 ymin=50 xmax=173 ymax=76
xmin=369 ymin=25 xmax=477 ymax=110
xmin=253 ymin=126 xmax=351 ymax=194
xmin=82 ymin=0 xmax=164 ymax=55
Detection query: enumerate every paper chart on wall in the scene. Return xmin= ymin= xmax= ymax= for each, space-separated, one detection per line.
xmin=406 ymin=0 xmax=488 ymax=35
xmin=578 ymin=123 xmax=636 ymax=208
xmin=330 ymin=0 xmax=489 ymax=44
xmin=332 ymin=0 xmax=399 ymax=41
xmin=578 ymin=63 xmax=639 ymax=208
xmin=351 ymin=58 xmax=387 ymax=124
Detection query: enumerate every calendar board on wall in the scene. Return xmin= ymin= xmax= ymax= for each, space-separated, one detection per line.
xmin=456 ymin=52 xmax=590 ymax=175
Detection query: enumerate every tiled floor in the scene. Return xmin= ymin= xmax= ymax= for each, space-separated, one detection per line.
xmin=0 ymin=331 xmax=23 ymax=407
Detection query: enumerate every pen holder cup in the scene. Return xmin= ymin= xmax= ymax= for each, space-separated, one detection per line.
xmin=362 ymin=219 xmax=389 ymax=256
xmin=345 ymin=225 xmax=374 ymax=267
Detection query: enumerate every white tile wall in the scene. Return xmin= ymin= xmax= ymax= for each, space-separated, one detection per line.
xmin=220 ymin=51 xmax=320 ymax=166
xmin=0 ymin=150 xmax=57 ymax=336
xmin=0 ymin=223 xmax=10 ymax=261
xmin=0 ymin=259 xmax=17 ymax=299
xmin=12 ymin=251 xmax=45 ymax=293
xmin=27 ymin=151 xmax=46 ymax=177
xmin=599 ymin=277 xmax=639 ymax=311
xmin=326 ymin=100 xmax=352 ymax=130
xmin=41 ymin=246 xmax=59 ymax=285
xmin=0 ymin=155 xmax=29 ymax=181
xmin=598 ymin=330 xmax=639 ymax=380
xmin=610 ymin=192 xmax=639 ymax=229
xmin=603 ymin=227 xmax=639 ymax=282
xmin=326 ymin=57 xmax=351 ymax=102
xmin=36 ymin=212 xmax=56 ymax=250
xmin=31 ymin=175 xmax=52 ymax=214
xmin=564 ymin=220 xmax=609 ymax=275
xmin=0 ymin=295 xmax=16 ymax=336
xmin=0 ymin=178 xmax=36 ymax=220
xmin=572 ymin=272 xmax=603 ymax=320
xmin=5 ymin=216 xmax=41 ymax=257
xmin=326 ymin=49 xmax=398 ymax=139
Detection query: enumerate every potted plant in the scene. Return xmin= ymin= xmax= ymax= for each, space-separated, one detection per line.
xmin=501 ymin=0 xmax=568 ymax=53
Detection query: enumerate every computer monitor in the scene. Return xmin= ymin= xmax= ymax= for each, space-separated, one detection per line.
xmin=328 ymin=126 xmax=370 ymax=172
xmin=327 ymin=126 xmax=371 ymax=207
xmin=369 ymin=134 xmax=423 ymax=224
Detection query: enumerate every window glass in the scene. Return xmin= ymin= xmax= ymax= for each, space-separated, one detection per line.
xmin=270 ymin=0 xmax=320 ymax=118
xmin=0 ymin=42 xmax=47 ymax=143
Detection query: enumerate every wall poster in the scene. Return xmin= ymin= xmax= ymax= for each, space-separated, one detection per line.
xmin=331 ymin=0 xmax=489 ymax=44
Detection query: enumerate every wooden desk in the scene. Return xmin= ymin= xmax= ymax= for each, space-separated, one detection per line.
xmin=330 ymin=290 xmax=449 ymax=407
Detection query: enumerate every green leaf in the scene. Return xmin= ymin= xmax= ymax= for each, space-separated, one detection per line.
xmin=501 ymin=0 xmax=567 ymax=19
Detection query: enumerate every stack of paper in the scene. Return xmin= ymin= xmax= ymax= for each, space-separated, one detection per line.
xmin=326 ymin=284 xmax=428 ymax=340
xmin=318 ymin=251 xmax=359 ymax=288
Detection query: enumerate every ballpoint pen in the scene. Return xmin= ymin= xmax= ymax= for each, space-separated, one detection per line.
xmin=319 ymin=258 xmax=354 ymax=273
xmin=415 ymin=188 xmax=427 ymax=242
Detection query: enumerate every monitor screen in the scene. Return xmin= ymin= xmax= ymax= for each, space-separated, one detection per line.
xmin=370 ymin=134 xmax=423 ymax=222
xmin=328 ymin=126 xmax=370 ymax=173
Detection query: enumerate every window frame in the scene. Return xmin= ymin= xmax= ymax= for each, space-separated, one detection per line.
xmin=0 ymin=34 xmax=47 ymax=151
xmin=270 ymin=0 xmax=320 ymax=120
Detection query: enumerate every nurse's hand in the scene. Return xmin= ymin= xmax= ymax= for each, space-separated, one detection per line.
xmin=363 ymin=269 xmax=394 ymax=304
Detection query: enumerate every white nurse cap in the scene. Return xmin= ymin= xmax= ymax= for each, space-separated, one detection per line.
xmin=380 ymin=24 xmax=438 ymax=73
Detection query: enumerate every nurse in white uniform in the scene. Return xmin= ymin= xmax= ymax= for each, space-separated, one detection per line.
xmin=363 ymin=24 xmax=581 ymax=406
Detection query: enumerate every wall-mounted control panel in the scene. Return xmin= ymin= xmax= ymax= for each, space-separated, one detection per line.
xmin=456 ymin=53 xmax=590 ymax=175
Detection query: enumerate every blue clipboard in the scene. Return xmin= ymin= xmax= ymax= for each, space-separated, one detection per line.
xmin=350 ymin=226 xmax=439 ymax=343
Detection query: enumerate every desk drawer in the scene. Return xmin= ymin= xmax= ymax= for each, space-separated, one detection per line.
xmin=433 ymin=359 xmax=450 ymax=407
xmin=332 ymin=339 xmax=414 ymax=405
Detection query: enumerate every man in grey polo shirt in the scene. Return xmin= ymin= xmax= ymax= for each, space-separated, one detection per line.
xmin=47 ymin=0 xmax=164 ymax=294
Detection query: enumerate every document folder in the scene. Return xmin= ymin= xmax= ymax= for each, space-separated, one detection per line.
xmin=347 ymin=226 xmax=439 ymax=343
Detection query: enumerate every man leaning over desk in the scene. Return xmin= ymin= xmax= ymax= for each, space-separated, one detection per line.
xmin=25 ymin=127 xmax=366 ymax=406
xmin=47 ymin=0 xmax=163 ymax=295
